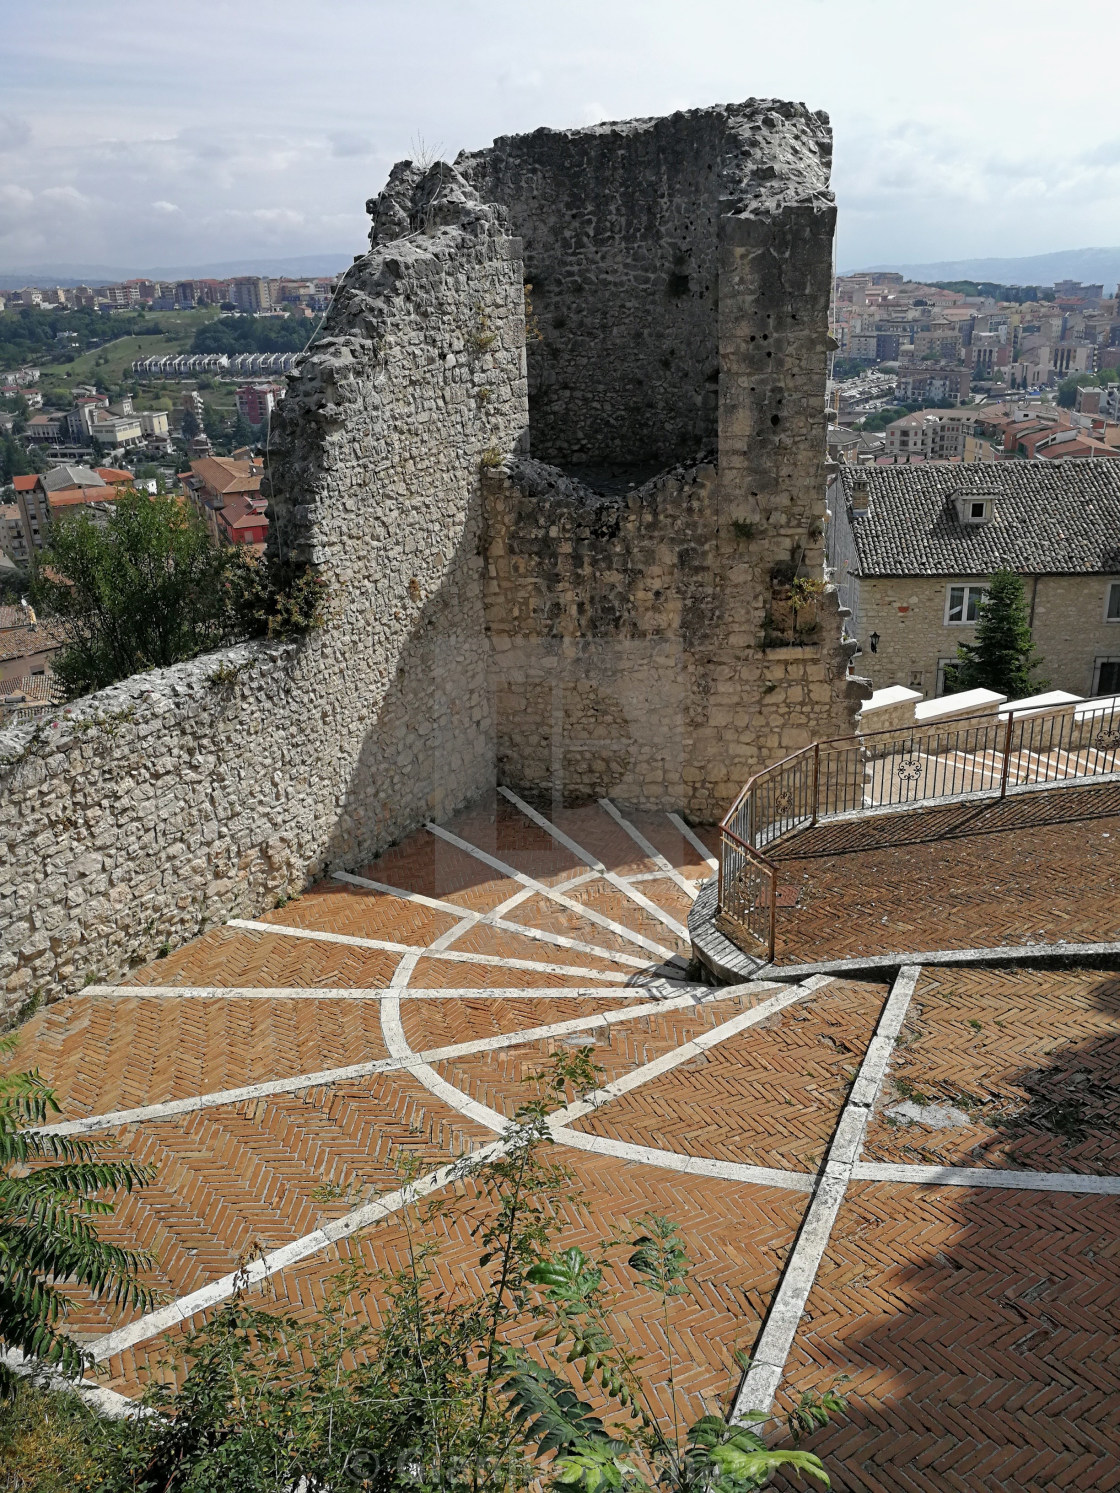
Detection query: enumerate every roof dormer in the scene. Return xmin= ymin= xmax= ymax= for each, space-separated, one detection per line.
xmin=950 ymin=489 xmax=995 ymax=526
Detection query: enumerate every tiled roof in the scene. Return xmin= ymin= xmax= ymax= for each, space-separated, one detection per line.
xmin=839 ymin=461 xmax=1120 ymax=577
xmin=0 ymin=616 xmax=69 ymax=664
xmin=189 ymin=457 xmax=261 ymax=497
xmin=41 ymin=465 xmax=106 ymax=494
xmin=11 ymin=475 xmax=37 ymax=491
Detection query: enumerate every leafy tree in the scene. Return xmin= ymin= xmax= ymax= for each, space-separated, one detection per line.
xmin=30 ymin=491 xmax=233 ymax=699
xmin=1056 ymin=367 xmax=1120 ymax=407
xmin=945 ymin=568 xmax=1048 ymax=699
xmin=0 ymin=1035 xmax=155 ymax=1398
xmin=82 ymin=1052 xmax=839 ymax=1491
xmin=230 ymin=411 xmax=257 ymax=450
xmin=179 ymin=404 xmax=201 ymax=444
xmin=1 ymin=433 xmax=39 ymax=483
xmin=191 ymin=315 xmax=318 ymax=358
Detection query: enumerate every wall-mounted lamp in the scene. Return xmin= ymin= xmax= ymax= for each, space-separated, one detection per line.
xmin=869 ymin=631 xmax=880 ymax=653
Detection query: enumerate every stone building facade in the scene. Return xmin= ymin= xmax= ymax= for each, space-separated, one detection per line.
xmin=1 ymin=101 xmax=865 ymax=1012
xmin=828 ymin=463 xmax=1120 ymax=698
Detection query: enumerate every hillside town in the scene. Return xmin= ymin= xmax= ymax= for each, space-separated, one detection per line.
xmin=3 ymin=264 xmax=1120 ymax=724
xmin=2 ymin=75 xmax=1120 ymax=1493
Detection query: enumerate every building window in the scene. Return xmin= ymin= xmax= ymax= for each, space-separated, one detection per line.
xmin=1094 ymin=658 xmax=1120 ymax=696
xmin=936 ymin=658 xmax=956 ymax=696
xmin=1106 ymin=582 xmax=1120 ymax=622
xmin=946 ymin=584 xmax=987 ymax=624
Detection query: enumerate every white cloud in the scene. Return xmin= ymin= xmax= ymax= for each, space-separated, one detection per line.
xmin=0 ymin=114 xmax=31 ymax=152
xmin=40 ymin=185 xmax=92 ymax=209
xmin=329 ymin=131 xmax=375 ymax=158
xmin=152 ymin=200 xmax=181 ymax=214
xmin=0 ymin=0 xmax=1116 ymax=271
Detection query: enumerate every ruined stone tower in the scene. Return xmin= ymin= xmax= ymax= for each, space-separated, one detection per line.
xmin=2 ymin=100 xmax=867 ymax=1006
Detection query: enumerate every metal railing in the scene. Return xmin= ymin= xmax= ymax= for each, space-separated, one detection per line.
xmin=717 ymin=697 xmax=1120 ymax=961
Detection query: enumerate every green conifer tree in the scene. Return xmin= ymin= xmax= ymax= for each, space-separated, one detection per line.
xmin=945 ymin=568 xmax=1048 ymax=699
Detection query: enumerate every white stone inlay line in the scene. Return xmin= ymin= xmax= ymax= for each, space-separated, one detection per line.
xmin=332 ymin=871 xmax=654 ymax=969
xmin=498 ymin=787 xmax=692 ymax=940
xmin=597 ymin=798 xmax=697 ymax=900
xmin=425 ymin=821 xmax=683 ymax=966
xmin=667 ymin=811 xmax=719 ymax=874
xmin=374 ymin=974 xmax=834 ymax=1141
xmin=226 ymin=919 xmax=631 ymax=984
xmin=38 ymin=993 xmax=720 ymax=1138
xmin=732 ymin=965 xmax=922 ymax=1422
xmin=853 ymin=1162 xmax=1120 ymax=1195
xmin=82 ymin=985 xmax=698 ymax=1002
xmin=84 ymin=980 xmax=823 ymax=1367
xmin=553 ymin=1129 xmax=813 ymax=1193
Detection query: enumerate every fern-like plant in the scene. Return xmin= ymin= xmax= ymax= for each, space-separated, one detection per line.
xmin=0 ymin=1036 xmax=156 ymax=1396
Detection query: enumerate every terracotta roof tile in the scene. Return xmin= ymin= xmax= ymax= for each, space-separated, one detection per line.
xmin=840 ymin=461 xmax=1120 ymax=577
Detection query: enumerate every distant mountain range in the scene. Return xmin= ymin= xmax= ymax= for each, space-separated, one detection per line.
xmin=0 ymin=254 xmax=357 ymax=290
xmin=846 ymin=247 xmax=1120 ymax=293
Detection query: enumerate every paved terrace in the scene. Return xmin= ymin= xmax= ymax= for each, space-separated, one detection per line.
xmin=4 ymin=788 xmax=1119 ymax=1490
xmin=767 ymin=781 xmax=1120 ymax=972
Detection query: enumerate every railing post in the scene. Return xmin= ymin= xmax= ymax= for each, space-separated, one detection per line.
xmin=999 ymin=710 xmax=1015 ymax=798
xmin=717 ymin=834 xmax=724 ymax=911
xmin=768 ymin=869 xmax=777 ymax=964
xmin=811 ymin=741 xmax=820 ymax=825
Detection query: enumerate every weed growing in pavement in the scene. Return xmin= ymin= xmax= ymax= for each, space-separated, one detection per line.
xmin=10 ymin=1049 xmax=843 ymax=1489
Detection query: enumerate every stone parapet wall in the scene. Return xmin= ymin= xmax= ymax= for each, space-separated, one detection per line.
xmin=1 ymin=103 xmax=872 ymax=1015
xmin=1 ymin=173 xmax=527 ymax=1016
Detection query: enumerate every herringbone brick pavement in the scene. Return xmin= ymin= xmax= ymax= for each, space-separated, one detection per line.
xmin=497 ymin=888 xmax=672 ymax=959
xmin=102 ymin=1151 xmax=808 ymax=1424
xmin=406 ymin=957 xmax=622 ymax=989
xmin=10 ymin=783 xmax=1118 ymax=1490
xmin=864 ymin=967 xmax=1120 ymax=1174
xmin=574 ymin=980 xmax=885 ymax=1171
xmin=398 ymin=993 xmax=647 ymax=1051
xmin=58 ymin=1069 xmax=493 ymax=1339
xmin=774 ymin=1180 xmax=1120 ymax=1492
xmin=122 ymin=926 xmax=400 ymax=989
xmin=426 ymin=1001 xmax=771 ymax=1121
xmin=255 ymin=884 xmax=461 ymax=945
xmin=0 ymin=992 xmax=391 ymax=1118
xmin=769 ymin=783 xmax=1120 ymax=965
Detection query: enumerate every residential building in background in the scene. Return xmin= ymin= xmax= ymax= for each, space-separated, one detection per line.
xmin=235 ymin=382 xmax=284 ymax=425
xmin=827 ymin=464 xmax=1120 ymax=697
xmin=180 ymin=454 xmax=268 ymax=549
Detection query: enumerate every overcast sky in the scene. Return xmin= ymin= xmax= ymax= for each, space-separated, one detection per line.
xmin=1 ymin=0 xmax=1117 ymax=275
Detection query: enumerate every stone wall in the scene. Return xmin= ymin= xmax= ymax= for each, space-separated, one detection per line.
xmin=481 ymin=103 xmax=866 ymax=817
xmin=485 ymin=456 xmax=863 ymax=820
xmin=459 ymin=102 xmax=835 ymax=483
xmin=0 ymin=168 xmax=527 ymax=1016
xmin=1 ymin=104 xmax=871 ymax=1015
xmin=848 ymin=570 xmax=1120 ymax=698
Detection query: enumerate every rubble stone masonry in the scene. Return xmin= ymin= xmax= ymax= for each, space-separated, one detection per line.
xmin=1 ymin=102 xmax=866 ymax=1013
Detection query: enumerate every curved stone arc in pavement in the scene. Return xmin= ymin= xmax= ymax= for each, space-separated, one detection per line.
xmin=81 ymin=977 xmax=827 ymax=1366
xmin=41 ymin=796 xmax=1119 ymax=1421
xmin=34 ymin=990 xmax=718 ymax=1139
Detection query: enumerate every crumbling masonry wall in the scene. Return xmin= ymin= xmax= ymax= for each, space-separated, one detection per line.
xmin=1 ymin=101 xmax=867 ymax=1013
xmin=0 ymin=172 xmax=526 ymax=1014
xmin=475 ymin=104 xmax=866 ymax=816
